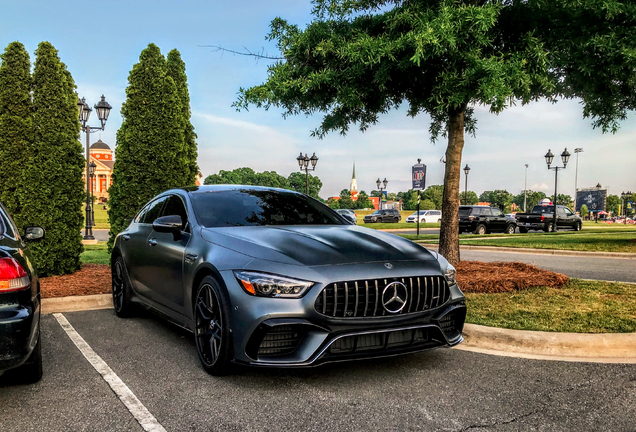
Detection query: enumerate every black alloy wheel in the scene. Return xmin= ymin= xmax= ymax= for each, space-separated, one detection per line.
xmin=112 ymin=257 xmax=133 ymax=317
xmin=475 ymin=224 xmax=487 ymax=235
xmin=505 ymin=224 xmax=516 ymax=234
xmin=194 ymin=277 xmax=232 ymax=375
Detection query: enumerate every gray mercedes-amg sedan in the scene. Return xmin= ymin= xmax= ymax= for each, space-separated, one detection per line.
xmin=111 ymin=185 xmax=466 ymax=375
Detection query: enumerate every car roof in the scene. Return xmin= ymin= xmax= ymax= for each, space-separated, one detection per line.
xmin=178 ymin=185 xmax=302 ymax=194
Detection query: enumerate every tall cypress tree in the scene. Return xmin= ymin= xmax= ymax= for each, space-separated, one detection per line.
xmin=108 ymin=44 xmax=186 ymax=250
xmin=0 ymin=42 xmax=32 ymax=225
xmin=166 ymin=49 xmax=198 ymax=185
xmin=22 ymin=42 xmax=84 ymax=276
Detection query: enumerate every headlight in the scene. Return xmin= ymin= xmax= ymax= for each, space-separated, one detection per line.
xmin=445 ymin=264 xmax=457 ymax=285
xmin=234 ymin=271 xmax=314 ymax=298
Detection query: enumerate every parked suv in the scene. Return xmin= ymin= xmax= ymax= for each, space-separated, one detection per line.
xmin=458 ymin=205 xmax=516 ymax=235
xmin=406 ymin=210 xmax=442 ymax=223
xmin=363 ymin=208 xmax=402 ymax=223
xmin=0 ymin=202 xmax=45 ymax=383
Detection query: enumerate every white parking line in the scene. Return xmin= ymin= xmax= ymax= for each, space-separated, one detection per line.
xmin=53 ymin=313 xmax=167 ymax=432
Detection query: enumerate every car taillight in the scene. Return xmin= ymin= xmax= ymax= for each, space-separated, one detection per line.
xmin=0 ymin=257 xmax=30 ymax=292
xmin=541 ymin=215 xmax=545 ymax=222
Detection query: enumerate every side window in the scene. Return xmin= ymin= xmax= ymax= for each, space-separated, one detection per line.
xmin=480 ymin=208 xmax=492 ymax=217
xmin=492 ymin=208 xmax=503 ymax=217
xmin=162 ymin=195 xmax=189 ymax=231
xmin=432 ymin=211 xmax=441 ymax=216
xmin=557 ymin=207 xmax=566 ymax=217
xmin=134 ymin=204 xmax=150 ymax=223
xmin=141 ymin=197 xmax=168 ymax=224
xmin=565 ymin=207 xmax=574 ymax=216
xmin=0 ymin=206 xmax=18 ymax=240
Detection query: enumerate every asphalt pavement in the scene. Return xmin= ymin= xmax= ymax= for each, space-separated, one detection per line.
xmin=1 ymin=310 xmax=635 ymax=431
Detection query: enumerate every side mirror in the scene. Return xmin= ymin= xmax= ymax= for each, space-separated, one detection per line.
xmin=152 ymin=215 xmax=183 ymax=234
xmin=24 ymin=226 xmax=45 ymax=242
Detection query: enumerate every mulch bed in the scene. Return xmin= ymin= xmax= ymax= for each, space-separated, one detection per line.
xmin=39 ymin=261 xmax=569 ymax=298
xmin=456 ymin=261 xmax=569 ymax=294
xmin=40 ymin=264 xmax=111 ymax=298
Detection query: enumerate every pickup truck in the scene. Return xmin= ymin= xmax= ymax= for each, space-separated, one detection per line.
xmin=515 ymin=205 xmax=582 ymax=233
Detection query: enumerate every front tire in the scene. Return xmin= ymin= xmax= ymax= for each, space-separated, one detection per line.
xmin=112 ymin=257 xmax=134 ymax=318
xmin=544 ymin=222 xmax=554 ymax=233
xmin=505 ymin=224 xmax=516 ymax=234
xmin=519 ymin=227 xmax=528 ymax=234
xmin=574 ymin=222 xmax=582 ymax=231
xmin=194 ymin=277 xmax=233 ymax=376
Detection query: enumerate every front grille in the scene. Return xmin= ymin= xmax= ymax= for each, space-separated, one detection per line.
xmin=329 ymin=328 xmax=429 ymax=354
xmin=257 ymin=325 xmax=304 ymax=357
xmin=438 ymin=307 xmax=466 ymax=339
xmin=314 ymin=276 xmax=449 ymax=318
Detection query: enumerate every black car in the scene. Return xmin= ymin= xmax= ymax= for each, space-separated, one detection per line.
xmin=112 ymin=186 xmax=466 ymax=375
xmin=458 ymin=205 xmax=517 ymax=235
xmin=363 ymin=208 xmax=402 ymax=223
xmin=516 ymin=205 xmax=582 ymax=232
xmin=0 ymin=202 xmax=45 ymax=383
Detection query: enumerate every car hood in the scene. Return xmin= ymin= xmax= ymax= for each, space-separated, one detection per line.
xmin=200 ymin=225 xmax=436 ymax=267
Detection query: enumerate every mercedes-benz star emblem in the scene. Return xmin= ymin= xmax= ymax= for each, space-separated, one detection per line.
xmin=384 ymin=263 xmax=394 ymax=270
xmin=381 ymin=282 xmax=408 ymax=314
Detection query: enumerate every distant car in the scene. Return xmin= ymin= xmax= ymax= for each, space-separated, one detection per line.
xmin=0 ymin=202 xmax=45 ymax=383
xmin=505 ymin=213 xmax=517 ymax=221
xmin=406 ymin=210 xmax=442 ymax=224
xmin=458 ymin=205 xmax=517 ymax=235
xmin=363 ymin=209 xmax=401 ymax=223
xmin=335 ymin=209 xmax=357 ymax=225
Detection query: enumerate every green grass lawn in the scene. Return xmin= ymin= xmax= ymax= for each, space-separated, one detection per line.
xmin=466 ymin=279 xmax=636 ymax=333
xmin=81 ymin=243 xmax=110 ymax=265
xmin=83 ymin=207 xmax=110 ymax=229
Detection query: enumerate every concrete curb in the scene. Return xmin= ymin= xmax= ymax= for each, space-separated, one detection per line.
xmin=42 ymin=294 xmax=112 ymax=314
xmin=459 ymin=323 xmax=636 ymax=364
xmin=419 ymin=243 xmax=636 ymax=258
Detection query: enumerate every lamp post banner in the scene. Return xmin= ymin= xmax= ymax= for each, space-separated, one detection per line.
xmin=412 ymin=164 xmax=427 ymax=191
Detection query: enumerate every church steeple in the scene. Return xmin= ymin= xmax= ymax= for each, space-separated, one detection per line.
xmin=350 ymin=162 xmax=358 ymax=192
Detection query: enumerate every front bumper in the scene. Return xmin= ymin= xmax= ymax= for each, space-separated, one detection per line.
xmin=0 ymin=297 xmax=40 ymax=372
xmin=222 ymin=270 xmax=466 ymax=367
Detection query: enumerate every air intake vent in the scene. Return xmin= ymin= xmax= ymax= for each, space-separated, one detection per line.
xmin=257 ymin=325 xmax=304 ymax=357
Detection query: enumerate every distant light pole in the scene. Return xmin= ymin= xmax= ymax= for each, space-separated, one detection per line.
xmin=463 ymin=164 xmax=470 ymax=205
xmin=524 ymin=164 xmax=529 ymax=212
xmin=574 ymin=148 xmax=583 ymax=211
xmin=296 ymin=152 xmax=318 ymax=195
xmin=376 ymin=178 xmax=388 ymax=210
xmin=545 ymin=148 xmax=571 ymax=232
xmin=89 ymin=161 xmax=96 ymax=227
xmin=621 ymin=191 xmax=632 ymax=224
xmin=78 ymin=95 xmax=112 ymax=240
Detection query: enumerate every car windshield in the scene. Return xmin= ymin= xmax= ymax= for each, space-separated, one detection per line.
xmin=191 ymin=189 xmax=344 ymax=227
xmin=371 ymin=211 xmax=382 ymax=215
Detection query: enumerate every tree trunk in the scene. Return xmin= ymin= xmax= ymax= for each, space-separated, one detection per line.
xmin=438 ymin=105 xmax=466 ymax=265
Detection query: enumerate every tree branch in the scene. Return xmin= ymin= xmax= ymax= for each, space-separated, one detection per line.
xmin=199 ymin=45 xmax=285 ymax=61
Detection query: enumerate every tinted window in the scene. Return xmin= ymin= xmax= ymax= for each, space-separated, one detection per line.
xmin=0 ymin=204 xmax=18 ymax=240
xmin=458 ymin=207 xmax=472 ymax=217
xmin=491 ymin=208 xmax=503 ymax=217
xmin=432 ymin=211 xmax=441 ymax=215
xmin=191 ymin=189 xmax=344 ymax=228
xmin=162 ymin=195 xmax=189 ymax=230
xmin=481 ymin=208 xmax=493 ymax=216
xmin=141 ymin=197 xmax=168 ymax=224
xmin=565 ymin=207 xmax=574 ymax=216
xmin=557 ymin=207 xmax=566 ymax=217
xmin=371 ymin=211 xmax=381 ymax=215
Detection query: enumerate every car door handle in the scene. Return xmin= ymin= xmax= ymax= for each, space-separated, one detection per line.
xmin=122 ymin=235 xmax=130 ymax=241
xmin=148 ymin=238 xmax=158 ymax=246
xmin=185 ymin=253 xmax=198 ymax=262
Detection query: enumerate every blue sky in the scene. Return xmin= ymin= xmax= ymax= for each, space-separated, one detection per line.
xmin=1 ymin=0 xmax=634 ymax=199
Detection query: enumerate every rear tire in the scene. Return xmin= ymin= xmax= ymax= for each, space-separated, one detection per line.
xmin=505 ymin=224 xmax=516 ymax=234
xmin=544 ymin=222 xmax=554 ymax=233
xmin=17 ymin=332 xmax=43 ymax=383
xmin=474 ymin=224 xmax=487 ymax=235
xmin=519 ymin=227 xmax=528 ymax=234
xmin=112 ymin=257 xmax=134 ymax=318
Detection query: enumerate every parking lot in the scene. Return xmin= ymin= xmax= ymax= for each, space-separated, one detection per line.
xmin=1 ymin=309 xmax=635 ymax=431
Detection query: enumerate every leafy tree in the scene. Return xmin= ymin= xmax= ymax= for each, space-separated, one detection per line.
xmin=338 ymin=188 xmax=355 ymax=209
xmin=20 ymin=42 xmax=84 ymax=275
xmin=478 ymin=191 xmax=492 ymax=203
xmin=108 ymin=44 xmax=186 ymax=250
xmin=203 ymin=167 xmax=297 ymax=190
xmin=0 ymin=42 xmax=32 ymax=226
xmin=488 ymin=190 xmax=514 ymax=213
xmin=420 ymin=199 xmax=436 ymax=211
xmin=287 ymin=171 xmax=322 ymax=198
xmin=166 ymin=49 xmax=198 ymax=185
xmin=606 ymin=194 xmax=620 ymax=215
xmin=370 ymin=190 xmax=382 ymax=198
xmin=580 ymin=204 xmax=589 ymax=219
xmin=327 ymin=197 xmax=340 ymax=209
xmin=459 ymin=191 xmax=478 ymax=206
xmin=203 ymin=173 xmax=226 ymax=185
xmin=387 ymin=192 xmax=397 ymax=201
xmin=422 ymin=185 xmax=444 ymax=211
xmin=355 ymin=191 xmax=374 ymax=209
xmin=235 ymin=0 xmax=636 ymax=264
xmin=550 ymin=194 xmax=572 ymax=207
xmin=398 ymin=190 xmax=417 ymax=210
xmin=513 ymin=190 xmax=547 ymax=212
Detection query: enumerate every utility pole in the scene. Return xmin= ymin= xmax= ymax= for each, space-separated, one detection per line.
xmin=574 ymin=148 xmax=583 ymax=212
xmin=524 ymin=164 xmax=528 ymax=212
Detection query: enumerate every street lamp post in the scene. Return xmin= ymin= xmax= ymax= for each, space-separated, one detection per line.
xmin=463 ymin=164 xmax=470 ymax=205
xmin=376 ymin=178 xmax=388 ymax=210
xmin=296 ymin=152 xmax=318 ymax=195
xmin=574 ymin=148 xmax=583 ymax=211
xmin=524 ymin=164 xmax=529 ymax=212
xmin=622 ymin=191 xmax=633 ymax=224
xmin=544 ymin=148 xmax=571 ymax=232
xmin=78 ymin=95 xmax=112 ymax=240
xmin=89 ymin=161 xmax=96 ymax=227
